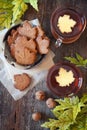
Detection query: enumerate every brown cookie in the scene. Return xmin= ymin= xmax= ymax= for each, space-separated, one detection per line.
xmin=15 ymin=47 xmax=36 ymax=65
xmin=11 ymin=29 xmax=16 ymax=35
xmin=14 ymin=73 xmax=31 ymax=91
xmin=15 ymin=36 xmax=37 ymax=53
xmin=36 ymin=36 xmax=50 ymax=54
xmin=36 ymin=26 xmax=44 ymax=37
xmin=7 ymin=29 xmax=18 ymax=46
xmin=10 ymin=44 xmax=15 ymax=58
xmin=17 ymin=21 xmax=37 ymax=39
xmin=27 ymin=39 xmax=37 ymax=53
xmin=10 ymin=36 xmax=37 ymax=65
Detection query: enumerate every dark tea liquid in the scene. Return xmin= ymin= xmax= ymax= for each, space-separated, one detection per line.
xmin=51 ymin=7 xmax=86 ymax=43
xmin=47 ymin=62 xmax=83 ymax=97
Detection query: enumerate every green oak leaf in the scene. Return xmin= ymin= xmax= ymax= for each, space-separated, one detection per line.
xmin=70 ymin=113 xmax=87 ymax=130
xmin=42 ymin=110 xmax=74 ymax=130
xmin=41 ymin=95 xmax=87 ymax=130
xmin=54 ymin=97 xmax=84 ymax=120
xmin=64 ymin=53 xmax=87 ymax=67
xmin=80 ymin=94 xmax=87 ymax=104
xmin=41 ymin=119 xmax=59 ymax=130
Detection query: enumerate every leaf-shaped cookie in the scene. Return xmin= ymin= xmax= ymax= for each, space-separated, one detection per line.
xmin=17 ymin=21 xmax=37 ymax=39
xmin=57 ymin=14 xmax=76 ymax=33
xmin=36 ymin=36 xmax=50 ymax=54
xmin=55 ymin=68 xmax=75 ymax=87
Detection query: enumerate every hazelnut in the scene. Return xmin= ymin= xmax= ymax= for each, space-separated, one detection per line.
xmin=32 ymin=112 xmax=41 ymax=121
xmin=35 ymin=90 xmax=45 ymax=100
xmin=46 ymin=98 xmax=56 ymax=109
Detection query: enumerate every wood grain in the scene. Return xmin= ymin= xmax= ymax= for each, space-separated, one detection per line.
xmin=0 ymin=0 xmax=87 ymax=130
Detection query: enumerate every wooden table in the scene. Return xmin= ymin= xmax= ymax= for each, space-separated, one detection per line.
xmin=0 ymin=0 xmax=87 ymax=130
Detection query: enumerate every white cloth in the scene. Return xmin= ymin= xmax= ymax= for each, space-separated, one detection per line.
xmin=0 ymin=19 xmax=55 ymax=100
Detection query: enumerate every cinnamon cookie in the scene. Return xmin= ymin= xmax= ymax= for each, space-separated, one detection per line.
xmin=14 ymin=73 xmax=31 ymax=91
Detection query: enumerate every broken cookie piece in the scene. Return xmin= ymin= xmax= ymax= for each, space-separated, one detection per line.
xmin=14 ymin=73 xmax=31 ymax=91
xmin=17 ymin=21 xmax=37 ymax=39
xmin=36 ymin=36 xmax=50 ymax=54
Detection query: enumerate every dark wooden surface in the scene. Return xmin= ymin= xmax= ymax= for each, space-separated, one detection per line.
xmin=0 ymin=0 xmax=87 ymax=130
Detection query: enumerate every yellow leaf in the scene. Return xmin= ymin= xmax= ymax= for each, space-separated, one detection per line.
xmin=12 ymin=0 xmax=28 ymax=23
xmin=0 ymin=1 xmax=13 ymax=29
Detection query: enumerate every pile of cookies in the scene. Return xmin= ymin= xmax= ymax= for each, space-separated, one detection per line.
xmin=7 ymin=20 xmax=50 ymax=65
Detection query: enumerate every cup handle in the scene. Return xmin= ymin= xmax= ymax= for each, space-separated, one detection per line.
xmin=55 ymin=38 xmax=62 ymax=48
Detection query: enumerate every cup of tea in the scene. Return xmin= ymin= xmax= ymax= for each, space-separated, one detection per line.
xmin=50 ymin=7 xmax=86 ymax=47
xmin=47 ymin=62 xmax=83 ymax=97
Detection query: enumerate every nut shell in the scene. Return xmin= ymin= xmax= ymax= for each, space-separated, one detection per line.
xmin=35 ymin=90 xmax=45 ymax=100
xmin=32 ymin=112 xmax=41 ymax=121
xmin=46 ymin=98 xmax=56 ymax=109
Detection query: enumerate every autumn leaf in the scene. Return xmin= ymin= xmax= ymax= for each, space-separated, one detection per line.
xmin=70 ymin=109 xmax=87 ymax=130
xmin=0 ymin=0 xmax=13 ymax=29
xmin=80 ymin=94 xmax=87 ymax=104
xmin=0 ymin=0 xmax=39 ymax=30
xmin=42 ymin=110 xmax=74 ymax=130
xmin=12 ymin=0 xmax=28 ymax=23
xmin=64 ymin=53 xmax=87 ymax=67
xmin=42 ymin=95 xmax=87 ymax=130
xmin=55 ymin=96 xmax=84 ymax=120
xmin=24 ymin=0 xmax=39 ymax=11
